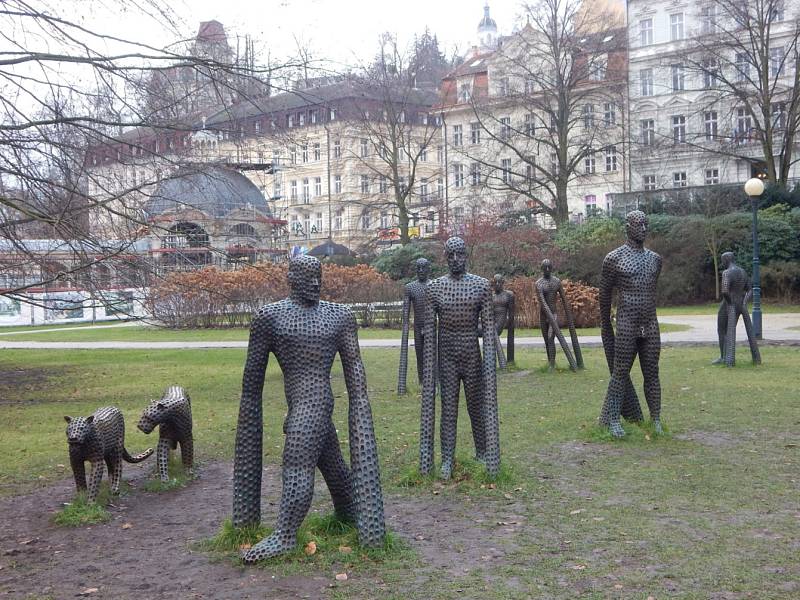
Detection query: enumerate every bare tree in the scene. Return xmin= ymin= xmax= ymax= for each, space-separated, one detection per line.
xmin=674 ymin=0 xmax=800 ymax=186
xmin=451 ymin=0 xmax=626 ymax=226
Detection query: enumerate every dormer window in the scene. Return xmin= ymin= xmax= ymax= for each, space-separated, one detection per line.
xmin=459 ymin=83 xmax=471 ymax=103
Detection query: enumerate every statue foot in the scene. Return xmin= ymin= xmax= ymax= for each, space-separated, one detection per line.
xmin=711 ymin=357 xmax=724 ymax=365
xmin=241 ymin=532 xmax=295 ymax=564
xmin=440 ymin=460 xmax=453 ymax=480
xmin=653 ymin=419 xmax=663 ymax=435
xmin=609 ymin=421 xmax=626 ymax=439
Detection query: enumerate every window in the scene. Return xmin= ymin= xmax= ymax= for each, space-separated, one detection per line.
xmin=583 ymin=104 xmax=595 ymax=129
xmin=772 ymin=102 xmax=787 ymax=129
xmin=549 ymin=113 xmax=557 ymax=132
xmin=470 ymin=163 xmax=481 ymax=186
xmin=453 ymin=206 xmax=465 ymax=223
xmin=420 ymin=146 xmax=428 ymax=162
xmin=313 ymin=212 xmax=323 ymax=233
xmin=271 ymin=149 xmax=280 ymax=167
xmin=769 ymin=0 xmax=784 ymax=22
xmin=335 ymin=211 xmax=342 ymax=231
xmin=672 ymin=115 xmax=686 ymax=144
xmin=301 ymin=144 xmax=308 ymax=163
xmin=584 ymin=151 xmax=596 ymax=174
xmin=314 ymin=177 xmax=322 ymax=197
xmin=313 ymin=143 xmax=321 ymax=161
xmin=453 ymin=124 xmax=463 ymax=146
xmin=605 ymin=145 xmax=618 ymax=172
xmin=640 ymin=18 xmax=653 ymax=45
xmin=361 ymin=213 xmax=371 ymax=230
xmin=524 ymin=78 xmax=535 ymax=94
xmin=736 ymin=53 xmax=750 ymax=83
xmin=501 ymin=158 xmax=512 ymax=183
xmin=302 ymin=178 xmax=310 ymax=203
xmin=333 ymin=139 xmax=341 ymax=158
xmin=705 ymin=168 xmax=720 ymax=185
xmin=437 ymin=178 xmax=444 ymax=199
xmin=329 ymin=107 xmax=336 ymax=121
xmin=640 ymin=69 xmax=654 ymax=96
xmin=604 ymin=103 xmax=616 ymax=126
xmin=470 ymin=122 xmax=481 ymax=144
xmin=453 ymin=163 xmax=464 ymax=187
xmin=254 ymin=120 xmax=261 ymax=134
xmin=290 ymin=180 xmax=298 ymax=201
xmin=673 ymin=172 xmax=687 ymax=188
xmin=703 ymin=59 xmax=719 ymax=88
xmin=500 ymin=117 xmax=512 ymax=139
xmin=298 ymin=113 xmax=305 ymax=126
xmin=379 ymin=176 xmax=388 ymax=194
xmin=584 ymin=194 xmax=597 ymax=214
xmin=459 ymin=83 xmax=471 ymax=102
xmin=671 ymin=64 xmax=685 ymax=91
xmin=498 ymin=77 xmax=510 ymax=96
xmin=670 ymin=13 xmax=684 ymax=41
xmin=704 ymin=112 xmax=718 ymax=140
xmin=334 ymin=175 xmax=342 ymax=194
xmin=700 ymin=5 xmax=718 ymax=34
xmin=640 ymin=119 xmax=655 ymax=145
xmin=288 ymin=114 xmax=294 ymax=128
xmin=360 ymin=175 xmax=370 ymax=193
xmin=290 ymin=145 xmax=297 ymax=164
xmin=737 ymin=107 xmax=752 ymax=139
xmin=273 ymin=180 xmax=281 ymax=199
xmin=525 ymin=163 xmax=535 ymax=183
xmin=524 ymin=113 xmax=535 ymax=136
xmin=437 ymin=145 xmax=444 ymax=164
xmin=770 ymin=46 xmax=784 ymax=77
xmin=310 ymin=110 xmax=317 ymax=124
xmin=380 ymin=212 xmax=390 ymax=229
xmin=590 ymin=57 xmax=607 ymax=81
xmin=643 ymin=174 xmax=657 ymax=191
xmin=420 ymin=178 xmax=429 ymax=200
xmin=550 ymin=152 xmax=559 ymax=175
xmin=360 ymin=138 xmax=369 ymax=157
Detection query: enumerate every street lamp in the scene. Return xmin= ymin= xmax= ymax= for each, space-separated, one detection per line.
xmin=744 ymin=177 xmax=764 ymax=339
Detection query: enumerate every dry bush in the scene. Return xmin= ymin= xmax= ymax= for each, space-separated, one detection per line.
xmin=506 ymin=277 xmax=599 ymax=328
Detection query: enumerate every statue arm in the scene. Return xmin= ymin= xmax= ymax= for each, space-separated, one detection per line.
xmin=480 ymin=284 xmax=497 ymax=388
xmin=232 ymin=311 xmax=271 ymax=527
xmin=397 ymin=288 xmax=411 ymax=394
xmin=338 ymin=310 xmax=386 ymax=546
xmin=721 ymin=267 xmax=732 ymax=304
xmin=507 ymin=292 xmax=515 ymax=361
xmin=599 ymin=254 xmax=616 ymax=371
xmin=558 ymin=283 xmax=576 ymax=331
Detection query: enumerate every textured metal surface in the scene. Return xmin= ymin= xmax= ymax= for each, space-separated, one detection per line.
xmin=398 ymin=258 xmax=431 ymax=394
xmin=599 ymin=211 xmax=663 ymax=438
xmin=714 ymin=252 xmax=761 ymax=367
xmin=420 ymin=237 xmax=500 ymax=479
xmin=491 ymin=274 xmax=515 ymax=368
xmin=65 ymin=407 xmax=153 ymax=502
xmin=535 ymin=260 xmax=583 ymax=371
xmin=138 ymin=386 xmax=194 ymax=482
xmin=232 ymin=255 xmax=385 ymax=563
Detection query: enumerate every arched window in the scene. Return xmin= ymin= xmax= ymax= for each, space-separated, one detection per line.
xmin=231 ymin=223 xmax=257 ymax=237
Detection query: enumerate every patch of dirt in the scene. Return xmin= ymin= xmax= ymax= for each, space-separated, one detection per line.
xmin=0 ymin=461 xmax=523 ymax=600
xmin=0 ymin=368 xmax=69 ymax=404
xmin=674 ymin=430 xmax=739 ymax=449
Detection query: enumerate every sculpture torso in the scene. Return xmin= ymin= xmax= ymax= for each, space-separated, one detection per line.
xmin=722 ymin=264 xmax=748 ymax=307
xmin=138 ymin=386 xmax=192 ymax=444
xmin=405 ymin=279 xmax=428 ymax=331
xmin=536 ymin=275 xmax=561 ymax=312
xmin=492 ymin=290 xmax=513 ymax=333
xmin=604 ymin=244 xmax=661 ymax=333
xmin=427 ymin=273 xmax=491 ymax=339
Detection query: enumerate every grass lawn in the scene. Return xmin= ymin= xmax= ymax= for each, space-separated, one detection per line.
xmin=656 ymin=302 xmax=800 ymax=315
xmin=0 ymin=322 xmax=689 ymax=342
xmin=0 ymin=344 xmax=798 ymax=597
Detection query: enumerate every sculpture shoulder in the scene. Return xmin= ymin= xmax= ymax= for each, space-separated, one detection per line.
xmin=320 ymin=300 xmax=357 ymax=324
xmin=604 ymin=245 xmax=627 ymax=264
xmin=645 ymin=247 xmax=662 ymax=263
xmin=252 ymin=300 xmax=290 ymax=324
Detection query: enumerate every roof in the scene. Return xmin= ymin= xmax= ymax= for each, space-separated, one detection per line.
xmin=308 ymin=239 xmax=353 ymax=257
xmin=145 ymin=165 xmax=271 ymax=218
xmin=478 ymin=4 xmax=497 ymax=31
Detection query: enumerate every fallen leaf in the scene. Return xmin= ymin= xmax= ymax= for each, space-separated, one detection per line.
xmin=488 ymin=483 xmax=497 ymax=489
xmin=335 ymin=573 xmax=348 ymax=581
xmin=432 ymin=490 xmax=439 ymax=495
xmin=18 ymin=539 xmax=34 ymax=545
xmin=121 ymin=523 xmax=132 ymax=530
xmin=304 ymin=541 xmax=317 ymax=555
xmin=78 ymin=588 xmax=99 ymax=596
xmin=570 ymin=509 xmax=583 ymax=515
xmin=338 ymin=545 xmax=352 ymax=554
xmin=614 ymin=584 xmax=623 ymax=589
xmin=647 ymin=596 xmax=655 ymax=600
xmin=645 ymin=434 xmax=651 ymax=441
xmin=592 ymin=517 xmax=605 ymax=522
xmin=571 ymin=564 xmax=586 ymax=570
xmin=503 ymin=493 xmax=513 ymax=499
xmin=239 ymin=543 xmax=252 ymax=550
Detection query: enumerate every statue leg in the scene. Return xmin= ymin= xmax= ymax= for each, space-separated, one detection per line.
xmin=86 ymin=459 xmax=105 ymax=503
xmin=70 ymin=452 xmax=87 ymax=493
xmin=414 ymin=328 xmax=425 ymax=386
xmin=542 ymin=322 xmax=556 ymax=369
xmin=712 ymin=302 xmax=727 ymax=364
xmin=463 ymin=347 xmax=487 ymax=466
xmin=600 ymin=333 xmax=637 ymax=438
xmin=105 ymin=452 xmax=122 ymax=495
xmin=724 ymin=303 xmax=738 ymax=367
xmin=317 ymin=421 xmax=356 ymax=523
xmin=232 ymin=388 xmax=264 ymax=528
xmin=157 ymin=437 xmax=171 ymax=482
xmin=638 ymin=335 xmax=662 ymax=433
xmin=242 ymin=429 xmax=322 ymax=563
xmin=494 ymin=331 xmax=507 ymax=370
xmin=180 ymin=436 xmax=194 ymax=475
xmin=439 ymin=360 xmax=461 ymax=480
xmin=739 ymin=308 xmax=761 ymax=365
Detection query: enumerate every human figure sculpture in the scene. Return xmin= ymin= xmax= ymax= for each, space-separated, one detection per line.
xmin=138 ymin=386 xmax=194 ymax=482
xmin=420 ymin=237 xmax=500 ymax=479
xmin=64 ymin=407 xmax=153 ymax=502
xmin=232 ymin=255 xmax=385 ymax=563
xmin=535 ymin=260 xmax=584 ymax=371
xmin=713 ymin=252 xmax=761 ymax=367
xmin=599 ymin=211 xmax=663 ymax=438
xmin=398 ymin=258 xmax=431 ymax=394
xmin=491 ymin=274 xmax=515 ymax=368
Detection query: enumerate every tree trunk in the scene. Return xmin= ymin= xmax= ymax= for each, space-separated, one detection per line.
xmin=397 ymin=195 xmax=410 ymax=245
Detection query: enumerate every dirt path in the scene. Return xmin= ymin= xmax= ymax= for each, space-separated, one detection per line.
xmin=0 ymin=462 xmax=521 ymax=600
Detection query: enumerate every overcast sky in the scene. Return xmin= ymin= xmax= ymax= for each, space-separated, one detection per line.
xmin=85 ymin=0 xmax=527 ymax=67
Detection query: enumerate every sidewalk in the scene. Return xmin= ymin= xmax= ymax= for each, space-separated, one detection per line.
xmin=0 ymin=314 xmax=797 ymax=350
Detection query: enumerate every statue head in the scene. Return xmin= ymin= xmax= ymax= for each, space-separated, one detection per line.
xmin=415 ymin=257 xmax=431 ymax=281
xmin=444 ymin=236 xmax=468 ymax=276
xmin=541 ymin=258 xmax=552 ymax=278
xmin=492 ymin=274 xmax=505 ymax=293
xmin=288 ymin=255 xmax=322 ymax=306
xmin=625 ymin=210 xmax=648 ymax=245
xmin=721 ymin=251 xmax=735 ymax=269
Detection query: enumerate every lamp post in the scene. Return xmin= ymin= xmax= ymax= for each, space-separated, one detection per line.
xmin=744 ymin=177 xmax=764 ymax=339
